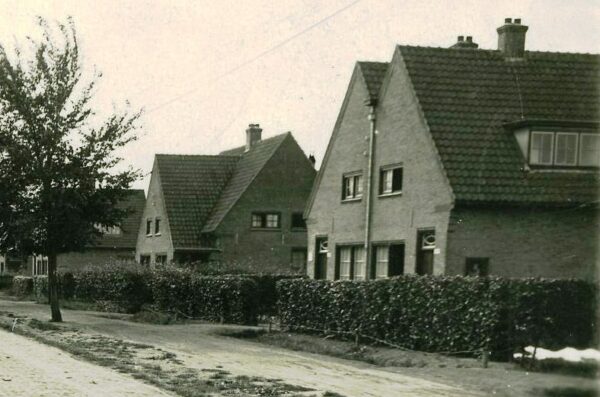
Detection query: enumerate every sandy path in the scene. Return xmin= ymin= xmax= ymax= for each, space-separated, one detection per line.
xmin=0 ymin=330 xmax=172 ymax=397
xmin=0 ymin=300 xmax=481 ymax=397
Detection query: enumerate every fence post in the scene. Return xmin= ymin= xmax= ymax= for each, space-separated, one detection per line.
xmin=481 ymin=348 xmax=489 ymax=368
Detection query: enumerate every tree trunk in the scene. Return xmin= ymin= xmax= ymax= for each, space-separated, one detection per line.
xmin=48 ymin=253 xmax=62 ymax=322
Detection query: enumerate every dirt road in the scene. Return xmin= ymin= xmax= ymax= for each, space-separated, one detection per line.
xmin=0 ymin=300 xmax=481 ymax=397
xmin=0 ymin=330 xmax=172 ymax=397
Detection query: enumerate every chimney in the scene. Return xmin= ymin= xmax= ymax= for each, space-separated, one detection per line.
xmin=245 ymin=123 xmax=262 ymax=151
xmin=497 ymin=18 xmax=528 ymax=58
xmin=308 ymin=154 xmax=316 ymax=168
xmin=450 ymin=35 xmax=478 ymax=49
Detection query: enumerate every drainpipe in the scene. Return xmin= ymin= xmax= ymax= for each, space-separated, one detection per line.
xmin=364 ymin=100 xmax=377 ymax=279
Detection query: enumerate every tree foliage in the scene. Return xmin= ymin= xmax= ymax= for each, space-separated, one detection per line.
xmin=0 ymin=17 xmax=142 ymax=320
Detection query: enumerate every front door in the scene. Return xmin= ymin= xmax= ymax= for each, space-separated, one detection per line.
xmin=314 ymin=237 xmax=328 ymax=279
xmin=416 ymin=230 xmax=435 ymax=275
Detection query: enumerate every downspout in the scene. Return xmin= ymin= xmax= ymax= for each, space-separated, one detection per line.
xmin=364 ymin=100 xmax=377 ymax=279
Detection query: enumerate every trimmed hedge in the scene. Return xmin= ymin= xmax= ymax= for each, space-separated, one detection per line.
xmin=277 ymin=276 xmax=597 ymax=357
xmin=74 ymin=266 xmax=152 ymax=313
xmin=12 ymin=276 xmax=33 ymax=296
xmin=33 ymin=274 xmax=77 ymax=303
xmin=150 ymin=268 xmax=259 ymax=325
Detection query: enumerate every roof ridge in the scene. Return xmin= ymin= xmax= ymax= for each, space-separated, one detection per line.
xmin=156 ymin=153 xmax=240 ymax=158
xmin=397 ymin=43 xmax=600 ymax=57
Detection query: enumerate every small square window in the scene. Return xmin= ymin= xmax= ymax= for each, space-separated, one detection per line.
xmin=266 ymin=214 xmax=279 ymax=228
xmin=146 ymin=219 xmax=152 ymax=236
xmin=155 ymin=254 xmax=167 ymax=265
xmin=380 ymin=166 xmax=403 ymax=195
xmin=155 ymin=218 xmax=161 ymax=234
xmin=342 ymin=173 xmax=363 ymax=200
xmin=291 ymin=213 xmax=306 ymax=229
xmin=251 ymin=212 xmax=280 ymax=229
xmin=140 ymin=255 xmax=151 ymax=266
xmin=251 ymin=214 xmax=263 ymax=228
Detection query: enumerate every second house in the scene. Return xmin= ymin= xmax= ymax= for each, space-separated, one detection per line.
xmin=136 ymin=124 xmax=316 ymax=272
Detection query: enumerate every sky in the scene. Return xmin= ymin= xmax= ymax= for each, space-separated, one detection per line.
xmin=1 ymin=0 xmax=599 ymax=190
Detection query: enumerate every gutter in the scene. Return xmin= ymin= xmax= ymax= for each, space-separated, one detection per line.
xmin=364 ymin=101 xmax=377 ymax=278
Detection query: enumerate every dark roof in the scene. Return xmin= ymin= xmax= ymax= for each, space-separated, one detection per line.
xmin=358 ymin=61 xmax=388 ymax=103
xmin=202 ymin=133 xmax=290 ymax=232
xmin=395 ymin=45 xmax=600 ymax=205
xmin=95 ymin=189 xmax=146 ymax=249
xmin=156 ymin=154 xmax=239 ymax=249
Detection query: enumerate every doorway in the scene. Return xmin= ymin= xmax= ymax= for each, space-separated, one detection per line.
xmin=314 ymin=237 xmax=328 ymax=279
xmin=416 ymin=230 xmax=435 ymax=275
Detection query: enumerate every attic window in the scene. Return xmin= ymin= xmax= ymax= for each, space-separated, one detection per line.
xmin=342 ymin=172 xmax=363 ymax=201
xmin=515 ymin=126 xmax=600 ymax=168
xmin=251 ymin=212 xmax=280 ymax=229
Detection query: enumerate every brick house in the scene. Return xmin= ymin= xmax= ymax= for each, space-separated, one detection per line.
xmin=304 ymin=18 xmax=599 ymax=281
xmin=136 ymin=125 xmax=316 ymax=271
xmin=1 ymin=189 xmax=146 ymax=276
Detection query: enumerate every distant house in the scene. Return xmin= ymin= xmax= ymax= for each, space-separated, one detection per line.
xmin=136 ymin=124 xmax=316 ymax=271
xmin=15 ymin=189 xmax=146 ymax=275
xmin=305 ymin=18 xmax=599 ymax=281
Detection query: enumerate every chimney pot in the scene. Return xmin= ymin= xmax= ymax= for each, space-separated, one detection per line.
xmin=450 ymin=35 xmax=478 ymax=49
xmin=457 ymin=35 xmax=464 ymax=42
xmin=245 ymin=123 xmax=262 ymax=152
xmin=497 ymin=18 xmax=528 ymax=58
xmin=466 ymin=36 xmax=473 ymax=43
xmin=505 ymin=18 xmax=512 ymax=23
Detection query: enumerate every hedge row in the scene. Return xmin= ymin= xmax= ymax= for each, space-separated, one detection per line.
xmin=12 ymin=276 xmax=33 ymax=296
xmin=277 ymin=276 xmax=597 ymax=357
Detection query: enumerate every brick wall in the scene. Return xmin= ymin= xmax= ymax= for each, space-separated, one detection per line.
xmin=306 ymin=52 xmax=454 ymax=279
xmin=213 ymin=134 xmax=315 ymax=271
xmin=446 ymin=206 xmax=599 ymax=280
xmin=135 ymin=160 xmax=174 ymax=263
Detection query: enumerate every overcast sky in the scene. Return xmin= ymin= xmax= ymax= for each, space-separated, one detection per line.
xmin=2 ymin=0 xmax=599 ymax=190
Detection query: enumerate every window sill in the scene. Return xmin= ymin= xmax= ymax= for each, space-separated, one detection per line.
xmin=146 ymin=234 xmax=153 ymax=238
xmin=154 ymin=233 xmax=162 ymax=236
xmin=378 ymin=192 xmax=402 ymax=199
xmin=341 ymin=197 xmax=362 ymax=203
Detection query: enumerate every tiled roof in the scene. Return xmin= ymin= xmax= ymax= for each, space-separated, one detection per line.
xmin=358 ymin=61 xmax=388 ymax=103
xmin=396 ymin=45 xmax=600 ymax=205
xmin=95 ymin=189 xmax=146 ymax=249
xmin=156 ymin=154 xmax=239 ymax=249
xmin=202 ymin=133 xmax=290 ymax=232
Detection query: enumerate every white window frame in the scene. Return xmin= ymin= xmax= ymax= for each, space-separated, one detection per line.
xmin=251 ymin=212 xmax=280 ymax=229
xmin=154 ymin=217 xmax=162 ymax=235
xmin=146 ymin=218 xmax=153 ymax=236
xmin=380 ymin=165 xmax=403 ymax=195
xmin=530 ymin=131 xmax=554 ymax=165
xmin=339 ymin=247 xmax=352 ymax=280
xmin=375 ymin=246 xmax=389 ymax=279
xmin=353 ymin=246 xmax=366 ymax=280
xmin=342 ymin=173 xmax=363 ymax=201
xmin=554 ymin=132 xmax=579 ymax=166
xmin=579 ymin=133 xmax=600 ymax=167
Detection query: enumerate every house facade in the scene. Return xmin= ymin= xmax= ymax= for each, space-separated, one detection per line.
xmin=136 ymin=125 xmax=316 ymax=271
xmin=2 ymin=189 xmax=145 ymax=276
xmin=305 ymin=18 xmax=599 ymax=281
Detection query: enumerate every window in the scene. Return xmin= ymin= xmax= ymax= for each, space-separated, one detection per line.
xmin=465 ymin=258 xmax=489 ymax=277
xmin=528 ymin=130 xmax=600 ymax=167
xmin=251 ymin=212 xmax=280 ymax=229
xmin=379 ymin=166 xmax=403 ymax=195
xmin=530 ymin=131 xmax=554 ymax=165
xmin=342 ymin=173 xmax=363 ymax=200
xmin=155 ymin=218 xmax=161 ymax=235
xmin=291 ymin=213 xmax=306 ymax=230
xmin=96 ymin=224 xmax=121 ymax=235
xmin=140 ymin=255 xmax=151 ymax=266
xmin=554 ymin=133 xmax=578 ymax=166
xmin=580 ymin=133 xmax=600 ymax=167
xmin=146 ymin=219 xmax=152 ymax=236
xmin=33 ymin=255 xmax=48 ymax=276
xmin=335 ymin=245 xmax=365 ymax=280
xmin=290 ymin=248 xmax=307 ymax=272
xmin=155 ymin=254 xmax=167 ymax=265
xmin=373 ymin=244 xmax=405 ymax=278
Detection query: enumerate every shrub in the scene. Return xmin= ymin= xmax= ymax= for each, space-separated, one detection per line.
xmin=33 ymin=275 xmax=49 ymax=303
xmin=12 ymin=276 xmax=33 ymax=296
xmin=150 ymin=267 xmax=259 ymax=325
xmin=0 ymin=275 xmax=13 ymax=290
xmin=32 ymin=273 xmax=77 ymax=303
xmin=277 ymin=276 xmax=597 ymax=357
xmin=73 ymin=265 xmax=152 ymax=313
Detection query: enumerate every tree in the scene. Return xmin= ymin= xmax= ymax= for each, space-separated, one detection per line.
xmin=0 ymin=17 xmax=142 ymax=321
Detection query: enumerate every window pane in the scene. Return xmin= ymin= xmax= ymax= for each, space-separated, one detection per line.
xmin=580 ymin=134 xmax=600 ymax=166
xmin=251 ymin=214 xmax=263 ymax=227
xmin=155 ymin=218 xmax=161 ymax=234
xmin=266 ymin=213 xmax=279 ymax=228
xmin=555 ymin=133 xmax=578 ymax=165
xmin=375 ymin=246 xmax=389 ymax=278
xmin=146 ymin=219 xmax=152 ymax=234
xmin=530 ymin=132 xmax=554 ymax=165
xmin=354 ymin=246 xmax=366 ymax=280
xmin=382 ymin=170 xmax=392 ymax=193
xmin=355 ymin=175 xmax=363 ymax=197
xmin=344 ymin=176 xmax=354 ymax=199
xmin=392 ymin=168 xmax=403 ymax=192
xmin=340 ymin=247 xmax=351 ymax=280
